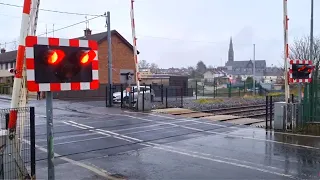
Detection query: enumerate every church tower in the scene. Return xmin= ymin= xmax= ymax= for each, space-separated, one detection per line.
xmin=228 ymin=37 xmax=234 ymax=62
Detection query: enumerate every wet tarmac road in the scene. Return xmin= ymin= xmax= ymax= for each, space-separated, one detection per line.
xmin=1 ymin=98 xmax=320 ymax=179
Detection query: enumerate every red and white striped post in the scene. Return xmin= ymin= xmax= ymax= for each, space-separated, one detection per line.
xmin=8 ymin=0 xmax=32 ymax=132
xmin=283 ymin=0 xmax=290 ymax=103
xmin=130 ymin=0 xmax=141 ymax=92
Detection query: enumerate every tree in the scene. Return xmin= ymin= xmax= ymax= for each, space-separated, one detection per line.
xmin=149 ymin=63 xmax=159 ymax=73
xmin=139 ymin=60 xmax=150 ymax=69
xmin=288 ymin=36 xmax=320 ymax=78
xmin=289 ymin=36 xmax=320 ymax=63
xmin=246 ymin=77 xmax=253 ymax=89
xmin=196 ymin=60 xmax=207 ymax=75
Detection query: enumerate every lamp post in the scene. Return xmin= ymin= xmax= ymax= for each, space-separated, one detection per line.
xmin=253 ymin=44 xmax=256 ymax=95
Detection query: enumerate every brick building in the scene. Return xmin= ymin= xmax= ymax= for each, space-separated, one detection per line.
xmin=78 ymin=28 xmax=138 ymax=84
xmin=54 ymin=28 xmax=138 ymax=99
xmin=0 ymin=28 xmax=138 ymax=99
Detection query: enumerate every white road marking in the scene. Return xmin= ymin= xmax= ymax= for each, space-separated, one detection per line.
xmin=62 ymin=121 xmax=295 ymax=178
xmin=123 ymin=113 xmax=320 ymax=150
xmin=152 ymin=146 xmax=295 ymax=178
xmin=63 ymin=122 xmax=87 ymax=129
xmin=65 ymin=112 xmax=320 ymax=150
xmin=48 ymin=136 xmax=110 ymax=146
xmin=124 ymin=125 xmax=178 ymax=135
xmin=96 ymin=129 xmax=119 ymax=136
xmin=68 ymin=121 xmax=93 ymax=129
xmin=113 ymin=124 xmax=170 ymax=132
xmin=117 ymin=114 xmax=320 ymax=150
xmin=36 ymin=132 xmax=99 ymax=142
xmin=22 ymin=139 xmax=123 ymax=180
xmin=149 ymin=112 xmax=320 ymax=138
xmin=91 ymin=130 xmax=111 ymax=137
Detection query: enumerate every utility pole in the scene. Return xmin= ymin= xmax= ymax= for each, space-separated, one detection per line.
xmin=106 ymin=12 xmax=113 ymax=107
xmin=310 ymin=0 xmax=314 ymax=62
xmin=253 ymin=44 xmax=256 ymax=95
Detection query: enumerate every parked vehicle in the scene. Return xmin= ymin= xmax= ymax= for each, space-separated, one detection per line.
xmin=113 ymin=86 xmax=155 ymax=103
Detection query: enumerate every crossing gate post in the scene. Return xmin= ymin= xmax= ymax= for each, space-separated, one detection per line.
xmin=266 ymin=96 xmax=269 ymax=129
xmin=270 ymin=96 xmax=273 ymax=129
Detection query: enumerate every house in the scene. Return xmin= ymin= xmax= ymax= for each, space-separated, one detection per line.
xmin=263 ymin=68 xmax=284 ymax=83
xmin=0 ymin=49 xmax=16 ymax=72
xmin=0 ymin=28 xmax=138 ymax=99
xmin=203 ymin=68 xmax=227 ymax=82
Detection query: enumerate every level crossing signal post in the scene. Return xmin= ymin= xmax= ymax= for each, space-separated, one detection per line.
xmin=25 ymin=36 xmax=99 ymax=180
xmin=286 ymin=59 xmax=314 ymax=129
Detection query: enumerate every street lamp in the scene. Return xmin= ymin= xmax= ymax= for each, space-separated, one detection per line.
xmin=253 ymin=44 xmax=256 ymax=95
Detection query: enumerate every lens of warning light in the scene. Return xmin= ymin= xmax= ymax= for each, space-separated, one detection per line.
xmin=80 ymin=50 xmax=96 ymax=64
xmin=47 ymin=50 xmax=65 ymax=65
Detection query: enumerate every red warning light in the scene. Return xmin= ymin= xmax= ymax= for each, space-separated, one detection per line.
xmin=79 ymin=50 xmax=96 ymax=65
xmin=47 ymin=50 xmax=65 ymax=65
xmin=298 ymin=65 xmax=306 ymax=72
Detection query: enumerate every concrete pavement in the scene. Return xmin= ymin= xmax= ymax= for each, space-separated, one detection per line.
xmin=0 ymin=98 xmax=320 ymax=179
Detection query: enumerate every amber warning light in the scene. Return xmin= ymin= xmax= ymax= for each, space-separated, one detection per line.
xmin=79 ymin=50 xmax=96 ymax=65
xmin=46 ymin=49 xmax=65 ymax=65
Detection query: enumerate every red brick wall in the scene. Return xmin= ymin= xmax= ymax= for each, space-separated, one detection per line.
xmin=98 ymin=34 xmax=136 ymax=84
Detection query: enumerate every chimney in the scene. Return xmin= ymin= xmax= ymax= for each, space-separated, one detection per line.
xmin=84 ymin=28 xmax=92 ymax=36
xmin=0 ymin=48 xmax=5 ymax=54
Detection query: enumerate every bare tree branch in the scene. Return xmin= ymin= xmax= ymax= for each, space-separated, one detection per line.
xmin=289 ymin=36 xmax=320 ymax=64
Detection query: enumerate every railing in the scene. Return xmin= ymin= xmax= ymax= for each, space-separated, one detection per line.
xmin=0 ymin=107 xmax=36 ymax=179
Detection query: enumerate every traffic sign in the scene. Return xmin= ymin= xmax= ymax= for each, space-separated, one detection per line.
xmin=25 ymin=36 xmax=99 ymax=92
xmin=289 ymin=60 xmax=314 ymax=83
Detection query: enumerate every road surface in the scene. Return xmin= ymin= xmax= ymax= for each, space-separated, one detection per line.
xmin=0 ymin=97 xmax=319 ymax=179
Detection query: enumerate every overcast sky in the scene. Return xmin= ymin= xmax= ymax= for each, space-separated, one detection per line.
xmin=0 ymin=0 xmax=319 ymax=68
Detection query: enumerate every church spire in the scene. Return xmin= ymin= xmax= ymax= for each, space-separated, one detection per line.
xmin=228 ymin=37 xmax=234 ymax=62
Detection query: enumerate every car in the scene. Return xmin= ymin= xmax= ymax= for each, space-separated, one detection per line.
xmin=113 ymin=86 xmax=155 ymax=103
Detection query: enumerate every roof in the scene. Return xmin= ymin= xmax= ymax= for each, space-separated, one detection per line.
xmin=0 ymin=50 xmax=17 ymax=63
xmin=204 ymin=69 xmax=227 ymax=75
xmin=0 ymin=29 xmax=138 ymax=63
xmin=264 ymin=71 xmax=283 ymax=76
xmin=225 ymin=60 xmax=266 ymax=68
xmin=77 ymin=29 xmax=140 ymax=54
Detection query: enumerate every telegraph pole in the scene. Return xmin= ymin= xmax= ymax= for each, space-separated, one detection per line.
xmin=106 ymin=11 xmax=113 ymax=107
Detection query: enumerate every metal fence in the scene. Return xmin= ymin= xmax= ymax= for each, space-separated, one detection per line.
xmin=0 ymin=107 xmax=35 ymax=179
xmin=0 ymin=86 xmax=11 ymax=95
xmin=303 ymin=78 xmax=320 ymax=124
xmin=191 ymin=80 xmax=268 ymax=98
xmin=106 ymin=84 xmax=184 ymax=111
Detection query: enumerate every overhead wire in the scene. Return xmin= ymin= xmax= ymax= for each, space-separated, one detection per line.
xmin=37 ymin=15 xmax=103 ymax=36
xmin=1 ymin=14 xmax=104 ymax=46
xmin=0 ymin=2 xmax=103 ymax=17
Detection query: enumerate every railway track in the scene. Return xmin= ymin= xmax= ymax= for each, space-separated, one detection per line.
xmin=202 ymin=104 xmax=274 ymax=118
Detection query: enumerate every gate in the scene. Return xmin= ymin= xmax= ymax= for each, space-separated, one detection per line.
xmin=0 ymin=107 xmax=35 ymax=179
